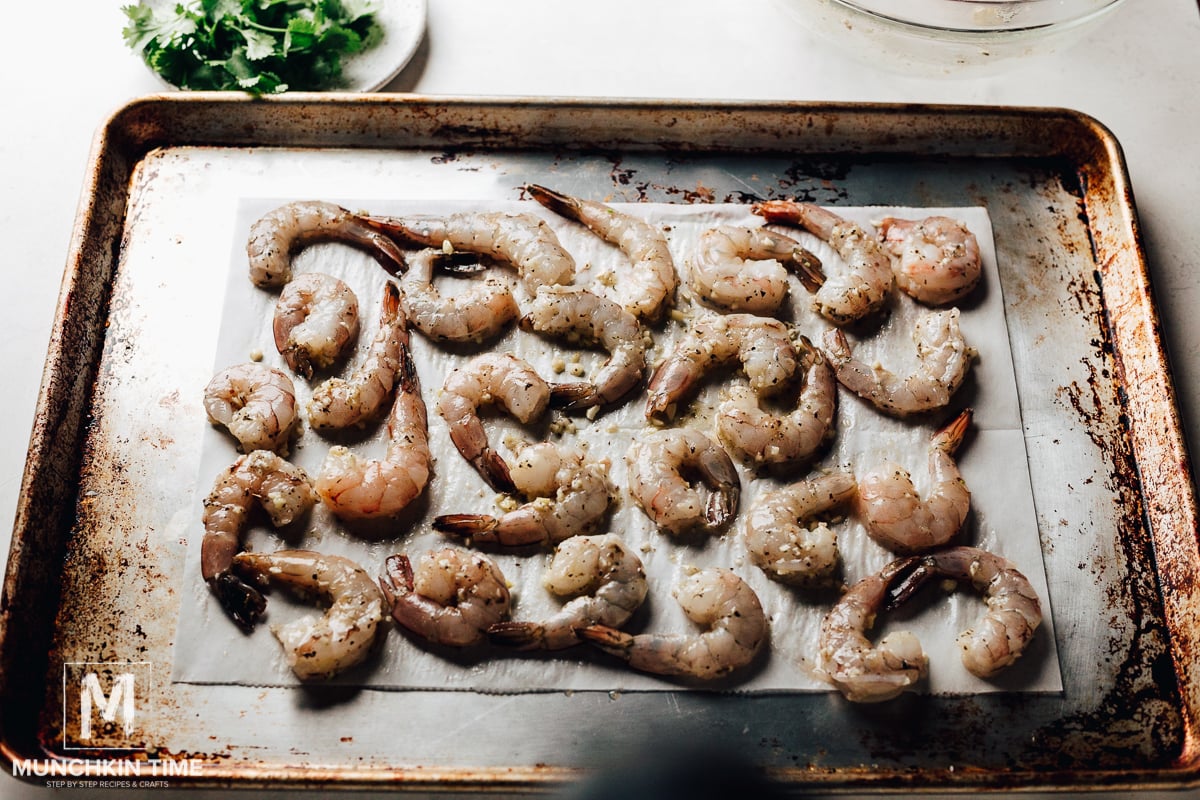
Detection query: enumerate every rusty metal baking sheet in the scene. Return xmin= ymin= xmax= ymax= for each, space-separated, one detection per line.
xmin=1 ymin=96 xmax=1196 ymax=793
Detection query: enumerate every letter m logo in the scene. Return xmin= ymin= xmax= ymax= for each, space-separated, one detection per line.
xmin=80 ymin=672 xmax=135 ymax=739
xmin=62 ymin=661 xmax=152 ymax=750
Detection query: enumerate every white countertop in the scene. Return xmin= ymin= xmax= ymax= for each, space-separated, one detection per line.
xmin=1 ymin=1 xmax=1197 ymax=797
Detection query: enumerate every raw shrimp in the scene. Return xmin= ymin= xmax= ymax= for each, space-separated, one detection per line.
xmin=272 ymin=272 xmax=359 ymax=378
xmin=819 ymin=557 xmax=929 ymax=703
xmin=888 ymin=546 xmax=1042 ymax=678
xmin=203 ymin=363 xmax=298 ymax=453
xmin=686 ymin=225 xmax=824 ymax=315
xmin=398 ymin=247 xmax=519 ymax=343
xmin=308 ymin=282 xmax=405 ymax=430
xmin=247 ymin=200 xmax=407 ymax=288
xmin=488 ymin=534 xmax=648 ymax=650
xmin=754 ymin=201 xmax=893 ymax=324
xmin=521 ymin=285 xmax=646 ymax=413
xmin=878 ymin=215 xmax=982 ymax=306
xmin=716 ymin=335 xmax=838 ymax=468
xmin=625 ymin=428 xmax=740 ymax=536
xmin=313 ymin=319 xmax=431 ymax=519
xmin=436 ymin=353 xmax=551 ymax=494
xmin=580 ymin=568 xmax=767 ymax=680
xmin=364 ymin=211 xmax=575 ymax=287
xmin=822 ymin=308 xmax=974 ymax=418
xmin=379 ymin=547 xmax=511 ymax=647
xmin=645 ymin=313 xmax=800 ymax=422
xmin=233 ymin=550 xmax=384 ymax=681
xmin=858 ymin=409 xmax=973 ymax=554
xmin=201 ymin=450 xmax=317 ymax=631
xmin=527 ymin=184 xmax=678 ymax=322
xmin=434 ymin=441 xmax=613 ymax=546
xmin=744 ymin=471 xmax=857 ymax=586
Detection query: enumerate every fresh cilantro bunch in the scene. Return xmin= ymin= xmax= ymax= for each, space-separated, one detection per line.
xmin=122 ymin=0 xmax=382 ymax=93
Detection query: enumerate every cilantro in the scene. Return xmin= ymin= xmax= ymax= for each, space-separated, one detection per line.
xmin=122 ymin=0 xmax=382 ymax=93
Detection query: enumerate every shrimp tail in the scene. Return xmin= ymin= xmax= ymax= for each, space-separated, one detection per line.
xmin=934 ymin=408 xmax=973 ymax=455
xmin=549 ymin=382 xmax=598 ymax=410
xmin=526 ymin=184 xmax=581 ymax=221
xmin=881 ymin=556 xmax=931 ymax=611
xmin=706 ymin=487 xmax=738 ymax=529
xmin=577 ymin=624 xmax=634 ymax=660
xmin=473 ymin=450 xmax=517 ymax=494
xmin=787 ymin=249 xmax=827 ymax=294
xmin=208 ymin=571 xmax=268 ymax=633
xmin=378 ymin=554 xmax=414 ymax=607
xmin=487 ymin=620 xmax=545 ymax=649
xmin=433 ymin=513 xmax=500 ymax=539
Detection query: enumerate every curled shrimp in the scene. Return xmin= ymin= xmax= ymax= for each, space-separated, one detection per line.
xmin=858 ymin=409 xmax=973 ymax=554
xmin=645 ymin=313 xmax=800 ymax=422
xmin=434 ymin=441 xmax=613 ymax=547
xmin=203 ymin=363 xmax=298 ymax=453
xmin=308 ymin=282 xmax=405 ymax=431
xmin=272 ymin=273 xmax=359 ymax=379
xmin=201 ymin=450 xmax=317 ymax=631
xmin=822 ymin=308 xmax=974 ymax=418
xmin=398 ymin=248 xmax=519 ymax=343
xmin=521 ymin=285 xmax=646 ymax=413
xmin=488 ymin=534 xmax=648 ymax=650
xmin=233 ymin=550 xmax=385 ymax=681
xmin=437 ymin=353 xmax=551 ymax=494
xmin=247 ymin=200 xmax=407 ymax=288
xmin=744 ymin=471 xmax=857 ymax=586
xmin=625 ymin=428 xmax=741 ymax=536
xmin=580 ymin=568 xmax=767 ymax=680
xmin=365 ymin=211 xmax=575 ymax=288
xmin=527 ymin=184 xmax=678 ymax=322
xmin=313 ymin=319 xmax=431 ymax=519
xmin=379 ymin=547 xmax=511 ymax=647
xmin=878 ymin=216 xmax=982 ymax=306
xmin=715 ymin=335 xmax=838 ymax=469
xmin=755 ymin=201 xmax=893 ymax=324
xmin=686 ymin=225 xmax=824 ymax=315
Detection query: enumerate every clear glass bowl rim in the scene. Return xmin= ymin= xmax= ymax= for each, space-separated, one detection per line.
xmin=828 ymin=0 xmax=1127 ymax=33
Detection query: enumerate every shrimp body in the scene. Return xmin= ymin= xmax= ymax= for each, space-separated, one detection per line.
xmin=744 ymin=471 xmax=857 ymax=585
xmin=201 ymin=450 xmax=317 ymax=630
xmin=521 ymin=285 xmax=646 ymax=412
xmin=308 ymin=282 xmax=406 ymax=430
xmin=687 ymin=226 xmax=824 ymax=315
xmin=527 ymin=185 xmax=678 ymax=321
xmin=203 ymin=363 xmax=298 ymax=453
xmin=233 ymin=550 xmax=385 ymax=680
xmin=626 ymin=428 xmax=740 ymax=536
xmin=754 ymin=201 xmax=893 ymax=324
xmin=272 ymin=273 xmax=360 ymax=378
xmin=489 ymin=534 xmax=648 ymax=650
xmin=437 ymin=353 xmax=551 ymax=493
xmin=858 ymin=409 xmax=972 ymax=553
xmin=379 ymin=547 xmax=511 ymax=647
xmin=822 ymin=308 xmax=974 ymax=418
xmin=399 ymin=248 xmax=519 ymax=343
xmin=646 ymin=313 xmax=799 ymax=422
xmin=879 ymin=216 xmax=982 ymax=306
xmin=434 ymin=442 xmax=613 ymax=547
xmin=247 ymin=201 xmax=407 ymax=288
xmin=580 ymin=568 xmax=767 ymax=680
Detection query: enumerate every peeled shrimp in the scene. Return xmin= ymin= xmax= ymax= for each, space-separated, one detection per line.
xmin=686 ymin=225 xmax=824 ymax=315
xmin=521 ymin=285 xmax=646 ymax=413
xmin=858 ymin=409 xmax=973 ymax=554
xmin=625 ymin=428 xmax=740 ymax=536
xmin=233 ymin=550 xmax=384 ymax=681
xmin=754 ymin=201 xmax=893 ymax=324
xmin=398 ymin=248 xmax=519 ymax=343
xmin=434 ymin=441 xmax=613 ymax=547
xmin=878 ymin=216 xmax=982 ymax=306
xmin=822 ymin=308 xmax=974 ymax=418
xmin=436 ymin=353 xmax=551 ymax=494
xmin=488 ymin=534 xmax=648 ymax=650
xmin=201 ymin=450 xmax=317 ymax=631
xmin=527 ymin=184 xmax=678 ymax=322
xmin=247 ymin=200 xmax=407 ymax=288
xmin=203 ymin=363 xmax=298 ymax=453
xmin=580 ymin=568 xmax=767 ymax=680
xmin=308 ymin=282 xmax=405 ymax=431
xmin=744 ymin=471 xmax=857 ymax=586
xmin=379 ymin=547 xmax=511 ymax=647
xmin=272 ymin=273 xmax=360 ymax=379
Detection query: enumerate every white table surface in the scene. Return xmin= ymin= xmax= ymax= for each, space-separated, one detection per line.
xmin=1 ymin=1 xmax=1197 ymax=797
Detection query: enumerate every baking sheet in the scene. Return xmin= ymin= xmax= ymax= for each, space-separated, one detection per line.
xmin=172 ymin=198 xmax=1060 ymax=695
